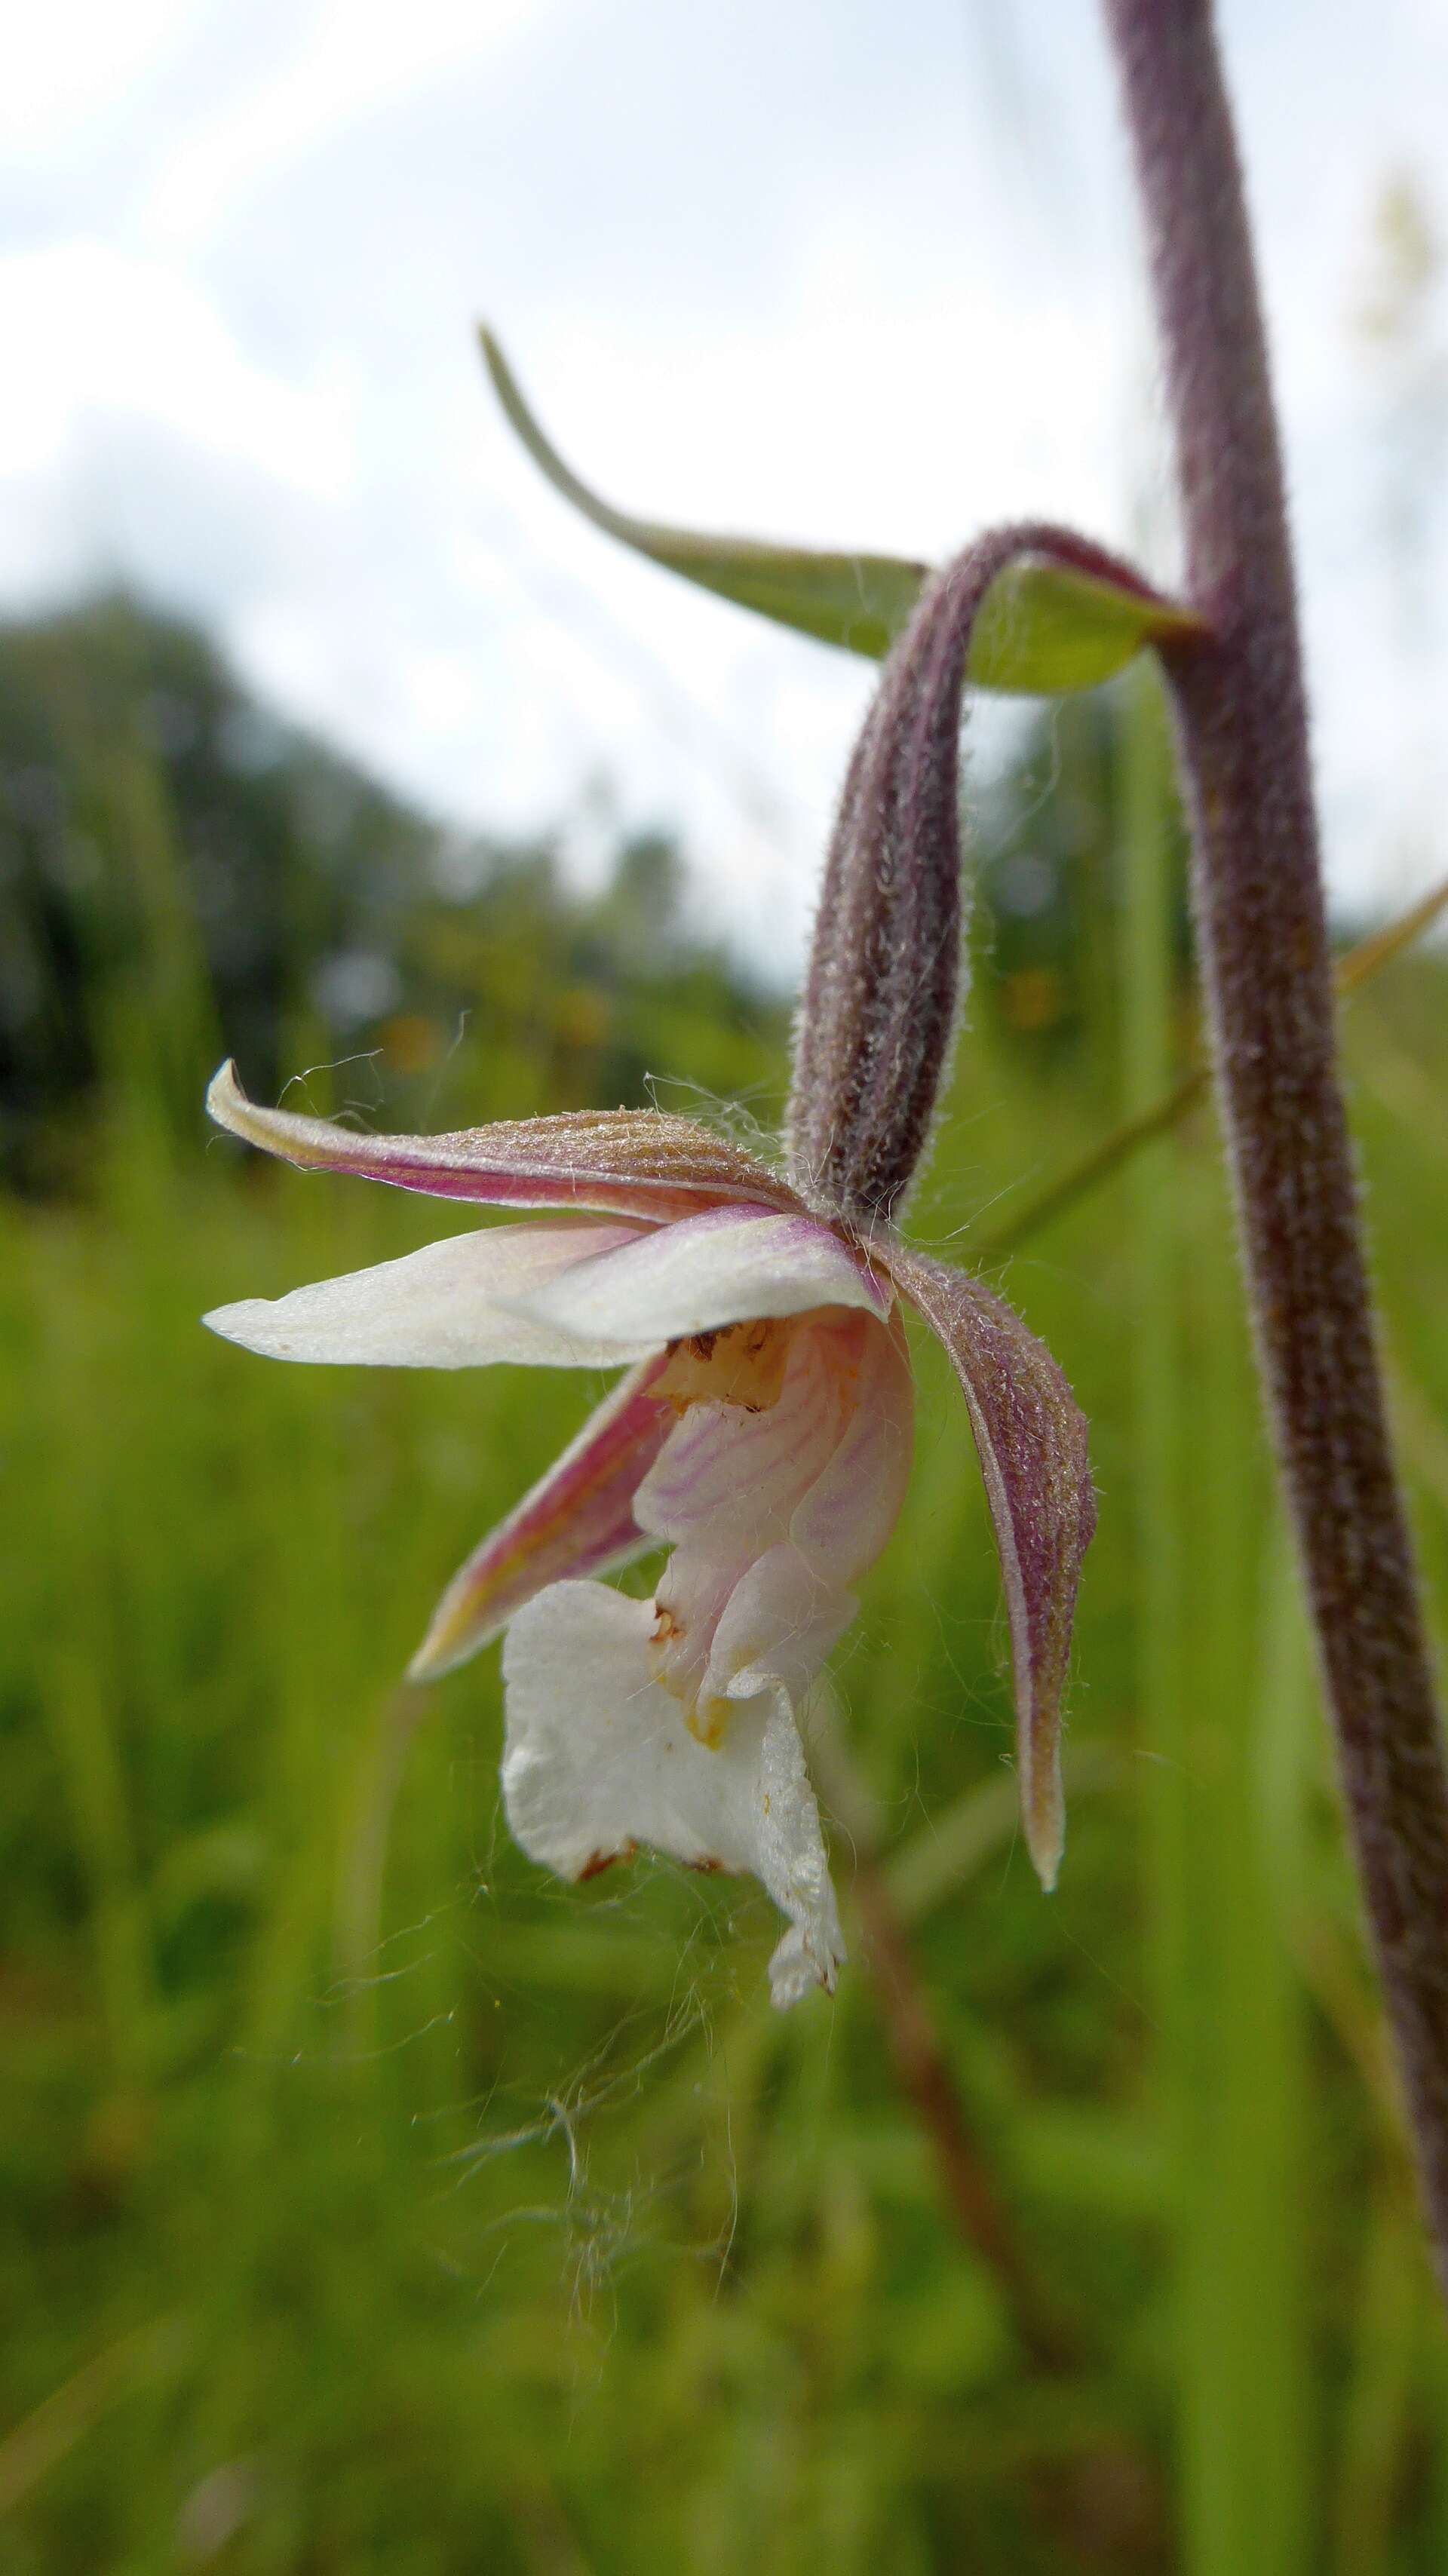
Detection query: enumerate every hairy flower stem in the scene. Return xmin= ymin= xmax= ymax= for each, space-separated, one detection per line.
xmin=1104 ymin=0 xmax=1448 ymax=2290
xmin=786 ymin=523 xmax=1175 ymax=1222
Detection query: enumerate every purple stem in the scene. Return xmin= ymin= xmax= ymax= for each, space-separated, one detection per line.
xmin=1103 ymin=0 xmax=1448 ymax=2290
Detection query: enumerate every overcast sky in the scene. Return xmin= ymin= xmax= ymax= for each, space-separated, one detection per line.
xmin=3 ymin=0 xmax=1446 ymax=967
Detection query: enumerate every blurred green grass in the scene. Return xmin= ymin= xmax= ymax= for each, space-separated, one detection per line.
xmin=3 ymin=631 xmax=1448 ymax=2571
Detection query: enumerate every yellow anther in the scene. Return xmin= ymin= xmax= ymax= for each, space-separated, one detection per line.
xmin=653 ymin=1316 xmax=793 ymax=1416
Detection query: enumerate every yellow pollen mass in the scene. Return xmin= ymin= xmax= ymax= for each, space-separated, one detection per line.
xmin=653 ymin=1316 xmax=793 ymax=1416
xmin=684 ymin=1691 xmax=733 ymax=1749
xmin=648 ymin=1612 xmax=734 ymax=1748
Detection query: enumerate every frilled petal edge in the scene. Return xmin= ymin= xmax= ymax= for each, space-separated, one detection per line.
xmin=501 ymin=1581 xmax=845 ymax=2007
xmin=885 ymin=1240 xmax=1096 ymax=1890
xmin=207 ymin=1060 xmax=804 ymax=1224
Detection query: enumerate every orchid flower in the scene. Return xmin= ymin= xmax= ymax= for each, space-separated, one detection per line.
xmin=203 ymin=541 xmax=1097 ymax=2007
xmin=204 ymin=1063 xmax=1091 ymax=2004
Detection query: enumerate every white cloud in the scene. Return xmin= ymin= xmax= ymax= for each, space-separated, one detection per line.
xmin=0 ymin=0 xmax=1444 ymax=967
xmin=0 ymin=242 xmax=352 ymax=489
xmin=137 ymin=0 xmax=550 ymax=251
xmin=0 ymin=0 xmax=183 ymax=155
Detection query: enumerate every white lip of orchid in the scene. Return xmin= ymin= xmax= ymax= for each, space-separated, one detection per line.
xmin=502 ymin=1582 xmax=848 ymax=2008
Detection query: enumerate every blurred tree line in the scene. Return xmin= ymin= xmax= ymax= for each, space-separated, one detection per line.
xmin=0 ymin=596 xmax=793 ymax=1185
xmin=0 ymin=591 xmax=1196 ymax=1193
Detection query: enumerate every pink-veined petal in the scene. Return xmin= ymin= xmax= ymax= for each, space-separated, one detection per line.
xmin=886 ymin=1240 xmax=1096 ymax=1891
xmin=636 ymin=1308 xmax=862 ymax=1722
xmin=203 ymin=1221 xmax=645 ymax=1369
xmin=703 ymin=1308 xmax=915 ymax=1707
xmin=207 ymin=1060 xmax=800 ymax=1223
xmin=408 ymin=1356 xmax=673 ymax=1679
xmin=634 ymin=1307 xmax=912 ymax=1734
xmin=501 ymin=1581 xmax=845 ymax=2007
xmin=637 ymin=1309 xmax=862 ymax=1544
xmin=503 ymin=1204 xmax=892 ymax=1349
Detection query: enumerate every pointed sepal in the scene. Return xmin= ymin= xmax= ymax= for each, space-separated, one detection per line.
xmin=885 ymin=1240 xmax=1097 ymax=1888
xmin=207 ymin=1060 xmax=800 ymax=1224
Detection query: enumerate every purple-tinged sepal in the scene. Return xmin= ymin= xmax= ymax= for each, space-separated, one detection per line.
xmin=885 ymin=1240 xmax=1096 ymax=1889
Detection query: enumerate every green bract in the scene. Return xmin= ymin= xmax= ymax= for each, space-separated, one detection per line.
xmin=480 ymin=327 xmax=1201 ymax=693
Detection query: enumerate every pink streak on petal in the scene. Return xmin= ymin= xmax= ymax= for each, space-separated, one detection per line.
xmin=407 ymin=1354 xmax=673 ymax=1679
xmin=885 ymin=1240 xmax=1096 ymax=1892
xmin=637 ymin=1311 xmax=857 ymax=1545
xmin=207 ymin=1060 xmax=801 ymax=1223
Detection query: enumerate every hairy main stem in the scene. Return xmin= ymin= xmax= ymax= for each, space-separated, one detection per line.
xmin=1103 ymin=0 xmax=1448 ymax=2289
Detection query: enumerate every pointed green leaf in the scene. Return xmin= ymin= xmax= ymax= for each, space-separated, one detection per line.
xmin=967 ymin=557 xmax=1204 ymax=692
xmin=480 ymin=328 xmax=1202 ymax=692
xmin=480 ymin=327 xmax=922 ymax=658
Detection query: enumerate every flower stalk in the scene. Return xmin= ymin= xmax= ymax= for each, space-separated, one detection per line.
xmin=786 ymin=523 xmax=1187 ymax=1222
xmin=1103 ymin=0 xmax=1448 ymax=2292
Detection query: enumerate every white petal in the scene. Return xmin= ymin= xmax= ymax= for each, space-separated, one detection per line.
xmin=203 ymin=1221 xmax=645 ymax=1369
xmin=636 ymin=1312 xmax=856 ymax=1543
xmin=499 ymin=1206 xmax=892 ymax=1349
xmin=501 ymin=1582 xmax=845 ymax=2008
